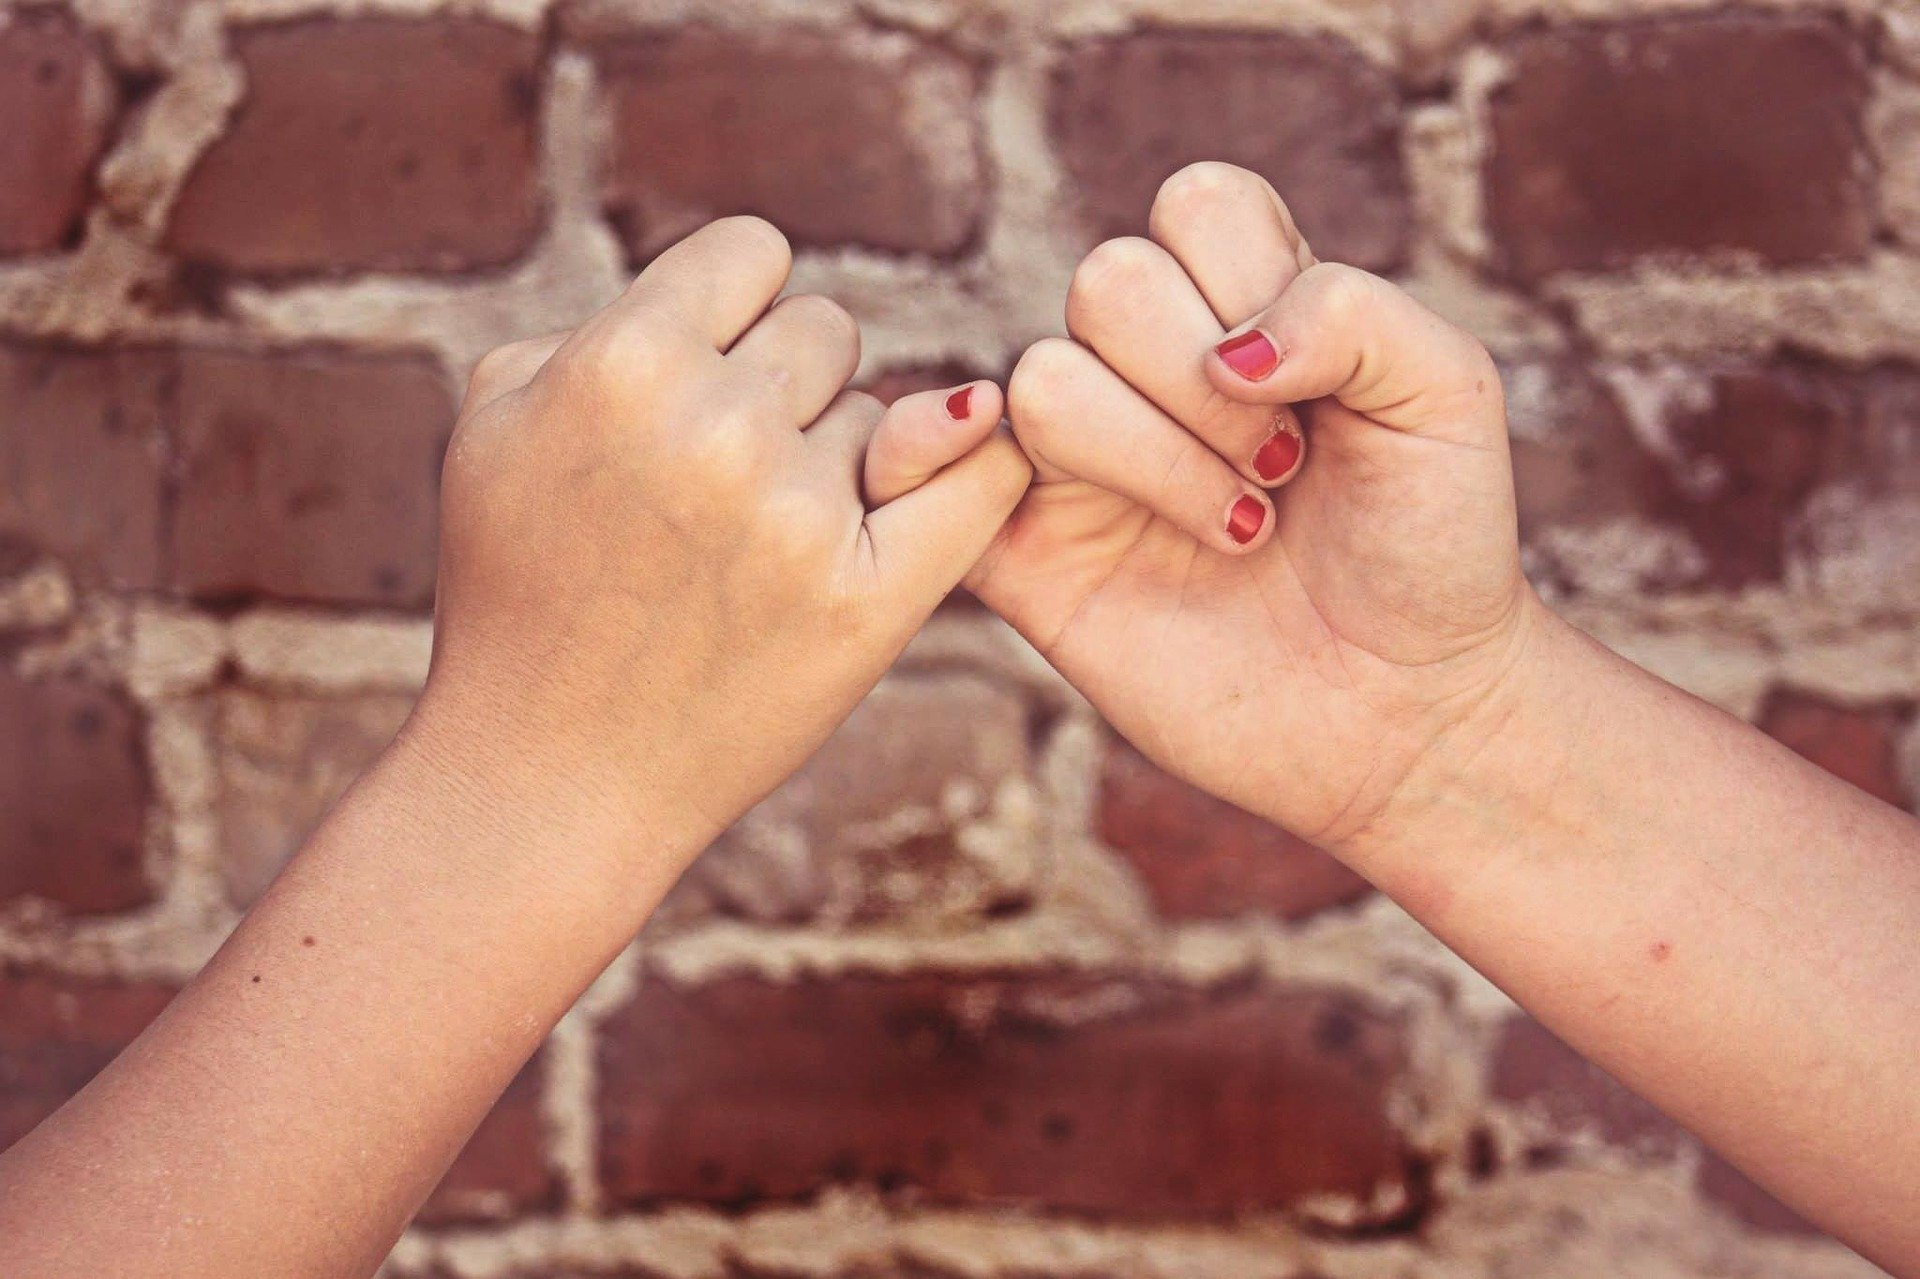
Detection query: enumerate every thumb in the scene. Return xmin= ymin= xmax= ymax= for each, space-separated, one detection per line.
xmin=1205 ymin=262 xmax=1505 ymax=449
xmin=864 ymin=425 xmax=1032 ymax=621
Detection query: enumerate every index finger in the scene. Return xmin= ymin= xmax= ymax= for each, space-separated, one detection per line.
xmin=591 ymin=215 xmax=794 ymax=352
xmin=1148 ymin=163 xmax=1316 ymax=328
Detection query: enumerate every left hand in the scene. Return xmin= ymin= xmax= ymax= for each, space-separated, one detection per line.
xmin=965 ymin=164 xmax=1536 ymax=859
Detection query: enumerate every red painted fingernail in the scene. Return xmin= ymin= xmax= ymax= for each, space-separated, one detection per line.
xmin=944 ymin=385 xmax=974 ymax=420
xmin=1227 ymin=494 xmax=1267 ymax=545
xmin=1252 ymin=430 xmax=1302 ymax=483
xmin=1215 ymin=330 xmax=1279 ymax=381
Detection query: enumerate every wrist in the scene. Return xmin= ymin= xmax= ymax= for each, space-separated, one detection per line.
xmin=1326 ymin=594 xmax=1610 ymax=896
xmin=383 ymin=676 xmax=718 ymax=913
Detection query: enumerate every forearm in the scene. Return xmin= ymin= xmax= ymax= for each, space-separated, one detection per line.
xmin=1342 ymin=602 xmax=1920 ymax=1272
xmin=0 ymin=701 xmax=696 ymax=1278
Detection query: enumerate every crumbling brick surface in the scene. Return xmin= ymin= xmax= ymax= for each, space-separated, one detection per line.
xmin=1 ymin=1 xmax=1909 ymax=1275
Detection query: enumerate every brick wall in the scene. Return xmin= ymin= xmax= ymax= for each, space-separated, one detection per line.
xmin=0 ymin=0 xmax=1914 ymax=1275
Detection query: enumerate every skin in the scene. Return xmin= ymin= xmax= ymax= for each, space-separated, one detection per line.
xmin=0 ymin=174 xmax=1914 ymax=1276
xmin=971 ymin=162 xmax=1920 ymax=1274
xmin=0 ymin=216 xmax=1027 ymax=1277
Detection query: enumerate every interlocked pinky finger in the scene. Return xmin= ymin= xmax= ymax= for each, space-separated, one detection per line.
xmin=863 ymin=380 xmax=1005 ymax=507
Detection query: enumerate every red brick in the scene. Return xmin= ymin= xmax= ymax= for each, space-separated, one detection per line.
xmin=592 ymin=28 xmax=982 ymax=258
xmin=1757 ymin=688 xmax=1910 ymax=808
xmin=0 ymin=341 xmax=168 ymax=589
xmin=418 ymin=1054 xmax=560 ymax=1224
xmin=599 ymin=973 xmax=1411 ymax=1218
xmin=0 ymin=8 xmax=117 ymax=256
xmin=1049 ymin=33 xmax=1408 ymax=272
xmin=1653 ymin=365 xmax=1857 ymax=588
xmin=1491 ymin=1015 xmax=1678 ymax=1155
xmin=170 ymin=346 xmax=454 ymax=607
xmin=1096 ymin=739 xmax=1369 ymax=922
xmin=1507 ymin=362 xmax=1660 ymax=536
xmin=1487 ymin=14 xmax=1872 ymax=279
xmin=0 ymin=972 xmax=177 ymax=1149
xmin=166 ymin=19 xmax=542 ymax=276
xmin=1492 ymin=1016 xmax=1818 ymax=1235
xmin=0 ymin=670 xmax=153 ymax=915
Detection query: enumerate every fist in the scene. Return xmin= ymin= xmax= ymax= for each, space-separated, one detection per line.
xmin=420 ymin=217 xmax=1030 ymax=864
xmin=974 ymin=164 xmax=1535 ymax=858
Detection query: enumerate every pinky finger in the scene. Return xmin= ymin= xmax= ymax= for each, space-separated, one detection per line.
xmin=862 ymin=380 xmax=1006 ymax=507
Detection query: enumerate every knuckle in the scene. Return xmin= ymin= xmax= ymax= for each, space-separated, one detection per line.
xmin=1304 ymin=262 xmax=1381 ymax=326
xmin=833 ymin=388 xmax=885 ymax=426
xmin=713 ymin=214 xmax=793 ymax=272
xmin=466 ymin=344 xmax=518 ymax=398
xmin=680 ymin=397 xmax=773 ymax=488
xmin=1305 ymin=261 xmax=1382 ymax=314
xmin=1007 ymin=338 xmax=1080 ymax=436
xmin=1066 ymin=236 xmax=1161 ymax=331
xmin=783 ymin=293 xmax=861 ymax=352
xmin=1150 ymin=161 xmax=1264 ymax=229
xmin=557 ymin=323 xmax=666 ymax=401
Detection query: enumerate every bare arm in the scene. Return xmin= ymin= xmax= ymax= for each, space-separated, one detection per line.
xmin=973 ymin=160 xmax=1920 ymax=1274
xmin=1357 ymin=598 xmax=1920 ymax=1272
xmin=0 ymin=717 xmax=683 ymax=1276
xmin=0 ymin=215 xmax=1026 ymax=1278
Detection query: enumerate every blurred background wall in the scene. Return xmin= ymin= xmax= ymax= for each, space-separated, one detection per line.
xmin=1 ymin=0 xmax=1915 ymax=1274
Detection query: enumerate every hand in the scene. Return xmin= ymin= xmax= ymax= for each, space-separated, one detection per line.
xmin=419 ymin=216 xmax=1029 ymax=861
xmin=970 ymin=164 xmax=1537 ymax=856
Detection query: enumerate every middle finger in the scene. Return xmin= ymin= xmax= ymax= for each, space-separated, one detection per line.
xmin=1064 ymin=237 xmax=1302 ymax=488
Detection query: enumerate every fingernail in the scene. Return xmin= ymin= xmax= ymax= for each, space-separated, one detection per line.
xmin=1227 ymin=494 xmax=1267 ymax=545
xmin=1216 ymin=330 xmax=1279 ymax=381
xmin=944 ymin=384 xmax=974 ymax=420
xmin=1252 ymin=428 xmax=1302 ymax=483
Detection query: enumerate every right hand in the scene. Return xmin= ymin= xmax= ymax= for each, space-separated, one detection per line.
xmin=416 ymin=217 xmax=1029 ymax=865
xmin=969 ymin=164 xmax=1544 ymax=859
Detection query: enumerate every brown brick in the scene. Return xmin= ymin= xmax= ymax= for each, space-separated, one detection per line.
xmin=857 ymin=364 xmax=981 ymax=407
xmin=1096 ymin=739 xmax=1369 ymax=922
xmin=593 ymin=28 xmax=982 ymax=259
xmin=599 ymin=974 xmax=1411 ymax=1217
xmin=166 ymin=18 xmax=543 ymax=276
xmin=0 ymin=341 xmax=168 ymax=590
xmin=1757 ymin=688 xmax=1910 ymax=809
xmin=170 ymin=346 xmax=455 ymax=607
xmin=418 ymin=1054 xmax=560 ymax=1224
xmin=1503 ymin=360 xmax=1704 ymax=597
xmin=1507 ymin=362 xmax=1659 ymax=539
xmin=216 ymin=689 xmax=415 ymax=907
xmin=1487 ymin=14 xmax=1872 ymax=279
xmin=0 ymin=670 xmax=153 ymax=915
xmin=1654 ymin=365 xmax=1857 ymax=588
xmin=1491 ymin=1015 xmax=1679 ymax=1155
xmin=669 ymin=675 xmax=1035 ymax=926
xmin=0 ymin=8 xmax=117 ymax=256
xmin=0 ymin=972 xmax=177 ymax=1149
xmin=1049 ymin=33 xmax=1408 ymax=272
xmin=1492 ymin=1016 xmax=1818 ymax=1235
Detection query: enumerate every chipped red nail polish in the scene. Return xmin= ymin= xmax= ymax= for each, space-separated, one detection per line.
xmin=1215 ymin=330 xmax=1279 ymax=381
xmin=945 ymin=385 xmax=974 ymax=420
xmin=1227 ymin=494 xmax=1267 ymax=545
xmin=1252 ymin=430 xmax=1302 ymax=483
